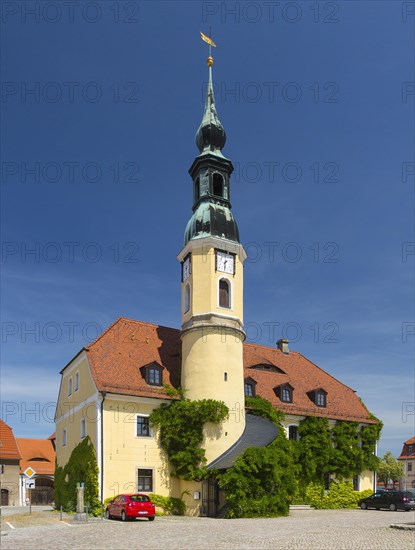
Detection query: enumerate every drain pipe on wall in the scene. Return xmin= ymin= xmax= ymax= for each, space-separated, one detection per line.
xmin=100 ymin=391 xmax=106 ymax=505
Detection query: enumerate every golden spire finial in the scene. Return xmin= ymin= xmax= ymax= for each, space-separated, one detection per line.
xmin=200 ymin=30 xmax=217 ymax=66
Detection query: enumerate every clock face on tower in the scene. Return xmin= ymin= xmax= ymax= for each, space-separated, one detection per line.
xmin=216 ymin=250 xmax=235 ymax=275
xmin=182 ymin=255 xmax=191 ymax=281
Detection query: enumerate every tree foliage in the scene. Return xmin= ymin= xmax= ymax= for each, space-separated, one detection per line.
xmin=149 ymin=399 xmax=228 ymax=480
xmin=377 ymin=451 xmax=404 ymax=488
xmin=217 ymin=397 xmax=296 ymax=518
xmin=295 ymin=416 xmax=333 ymax=485
xmin=54 ymin=436 xmax=101 ymax=515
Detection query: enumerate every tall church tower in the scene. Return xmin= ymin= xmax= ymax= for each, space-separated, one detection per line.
xmin=177 ymin=50 xmax=247 ymax=462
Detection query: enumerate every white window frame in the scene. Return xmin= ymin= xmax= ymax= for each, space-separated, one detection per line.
xmin=136 ymin=467 xmax=154 ymax=493
xmin=81 ymin=418 xmax=86 ymax=439
xmin=217 ymin=277 xmax=232 ymax=310
xmin=74 ymin=371 xmax=79 ymax=392
xmin=135 ymin=414 xmax=151 ymax=438
xmin=68 ymin=377 xmax=72 ymax=396
xmin=62 ymin=429 xmax=67 ymax=447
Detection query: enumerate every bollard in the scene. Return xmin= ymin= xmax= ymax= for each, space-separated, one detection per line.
xmin=60 ymin=505 xmax=63 ymax=521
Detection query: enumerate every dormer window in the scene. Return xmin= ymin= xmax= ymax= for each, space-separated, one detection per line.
xmin=244 ymin=377 xmax=257 ymax=397
xmin=307 ymin=388 xmax=327 ymax=407
xmin=140 ymin=363 xmax=163 ymax=386
xmin=249 ymin=364 xmax=286 ymax=374
xmin=274 ymin=383 xmax=293 ymax=403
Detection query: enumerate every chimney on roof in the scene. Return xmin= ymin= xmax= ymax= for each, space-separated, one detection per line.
xmin=276 ymin=338 xmax=289 ymax=354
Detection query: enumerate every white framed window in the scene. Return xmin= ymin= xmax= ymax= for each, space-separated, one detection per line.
xmin=74 ymin=371 xmax=79 ymax=392
xmin=184 ymin=283 xmax=191 ymax=313
xmin=137 ymin=468 xmax=153 ymax=492
xmin=218 ymin=278 xmax=232 ymax=309
xmin=136 ymin=415 xmax=151 ymax=437
xmin=62 ymin=429 xmax=67 ymax=447
xmin=81 ymin=418 xmax=86 ymax=439
xmin=68 ymin=378 xmax=72 ymax=396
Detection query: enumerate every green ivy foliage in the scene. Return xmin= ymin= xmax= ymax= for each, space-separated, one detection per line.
xmin=331 ymin=421 xmax=363 ymax=478
xmin=149 ymin=399 xmax=229 ymax=480
xmin=294 ymin=417 xmax=382 ymax=488
xmin=305 ymin=481 xmax=373 ymax=509
xmin=295 ymin=417 xmax=333 ymax=486
xmin=217 ymin=397 xmax=296 ymax=518
xmin=54 ymin=437 xmax=101 ymax=515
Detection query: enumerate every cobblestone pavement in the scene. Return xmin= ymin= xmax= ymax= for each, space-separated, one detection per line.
xmin=1 ymin=509 xmax=414 ymax=549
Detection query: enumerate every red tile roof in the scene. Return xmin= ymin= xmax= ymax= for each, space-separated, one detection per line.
xmin=16 ymin=438 xmax=56 ymax=475
xmin=73 ymin=317 xmax=375 ymax=423
xmin=0 ymin=420 xmax=21 ymax=460
xmin=398 ymin=436 xmax=415 ymax=459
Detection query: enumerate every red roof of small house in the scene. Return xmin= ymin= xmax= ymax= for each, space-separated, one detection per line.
xmin=16 ymin=438 xmax=56 ymax=475
xmin=398 ymin=436 xmax=415 ymax=459
xmin=64 ymin=317 xmax=375 ymax=424
xmin=0 ymin=420 xmax=21 ymax=460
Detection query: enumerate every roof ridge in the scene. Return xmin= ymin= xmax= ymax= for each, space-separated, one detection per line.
xmin=86 ymin=317 xmax=180 ymax=350
xmin=243 ymin=340 xmax=300 ymax=355
xmin=85 ymin=316 xmax=125 ymax=349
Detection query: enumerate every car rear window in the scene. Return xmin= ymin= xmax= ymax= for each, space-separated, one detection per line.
xmin=129 ymin=495 xmax=150 ymax=502
xmin=404 ymin=491 xmax=415 ymax=498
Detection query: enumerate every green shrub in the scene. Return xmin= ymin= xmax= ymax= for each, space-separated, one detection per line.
xmin=148 ymin=493 xmax=186 ymax=516
xmin=305 ymin=481 xmax=374 ymax=509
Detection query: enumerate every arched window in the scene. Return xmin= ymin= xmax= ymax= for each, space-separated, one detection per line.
xmin=184 ymin=283 xmax=191 ymax=313
xmin=68 ymin=378 xmax=72 ymax=396
xmin=213 ymin=173 xmax=224 ymax=197
xmin=219 ymin=279 xmax=230 ymax=309
xmin=74 ymin=371 xmax=79 ymax=392
xmin=194 ymin=177 xmax=200 ymax=202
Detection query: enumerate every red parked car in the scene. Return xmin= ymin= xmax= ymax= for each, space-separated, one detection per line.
xmin=106 ymin=494 xmax=155 ymax=521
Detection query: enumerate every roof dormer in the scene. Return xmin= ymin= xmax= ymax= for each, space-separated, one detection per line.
xmin=140 ymin=362 xmax=164 ymax=386
xmin=307 ymin=388 xmax=328 ymax=407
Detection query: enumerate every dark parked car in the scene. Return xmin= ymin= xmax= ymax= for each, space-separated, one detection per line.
xmin=106 ymin=494 xmax=155 ymax=521
xmin=359 ymin=490 xmax=415 ymax=511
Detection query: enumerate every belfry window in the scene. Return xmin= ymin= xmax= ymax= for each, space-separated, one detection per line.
xmin=184 ymin=283 xmax=191 ymax=313
xmin=213 ymin=173 xmax=224 ymax=198
xmin=219 ymin=279 xmax=230 ymax=309
xmin=194 ymin=177 xmax=200 ymax=202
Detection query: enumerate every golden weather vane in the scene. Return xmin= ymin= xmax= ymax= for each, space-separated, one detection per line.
xmin=200 ymin=29 xmax=217 ymax=67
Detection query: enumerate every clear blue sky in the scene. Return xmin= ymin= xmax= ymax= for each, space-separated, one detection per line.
xmin=1 ymin=1 xmax=414 ymax=458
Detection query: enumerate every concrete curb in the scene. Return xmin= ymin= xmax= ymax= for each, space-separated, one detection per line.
xmin=390 ymin=523 xmax=415 ymax=531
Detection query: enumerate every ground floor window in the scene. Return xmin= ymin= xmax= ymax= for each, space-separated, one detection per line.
xmin=353 ymin=474 xmax=360 ymax=491
xmin=288 ymin=425 xmax=298 ymax=441
xmin=137 ymin=469 xmax=153 ymax=492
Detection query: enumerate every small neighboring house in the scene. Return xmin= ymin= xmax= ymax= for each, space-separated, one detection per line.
xmin=16 ymin=434 xmax=56 ymax=505
xmin=0 ymin=419 xmax=21 ymax=506
xmin=398 ymin=436 xmax=415 ymax=490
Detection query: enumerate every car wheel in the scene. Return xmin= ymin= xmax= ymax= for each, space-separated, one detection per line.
xmin=148 ymin=516 xmax=155 ymax=521
xmin=105 ymin=509 xmax=111 ymax=520
xmin=360 ymin=502 xmax=367 ymax=510
xmin=121 ymin=510 xmax=127 ymax=521
xmin=389 ymin=503 xmax=397 ymax=511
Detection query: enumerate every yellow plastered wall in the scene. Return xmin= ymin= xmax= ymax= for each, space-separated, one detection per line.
xmin=55 ymin=354 xmax=98 ymax=468
xmin=102 ymin=399 xmax=175 ymax=501
xmin=181 ymin=328 xmax=245 ymax=463
xmin=359 ymin=470 xmax=374 ymax=491
xmin=182 ymin=245 xmax=244 ymax=322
